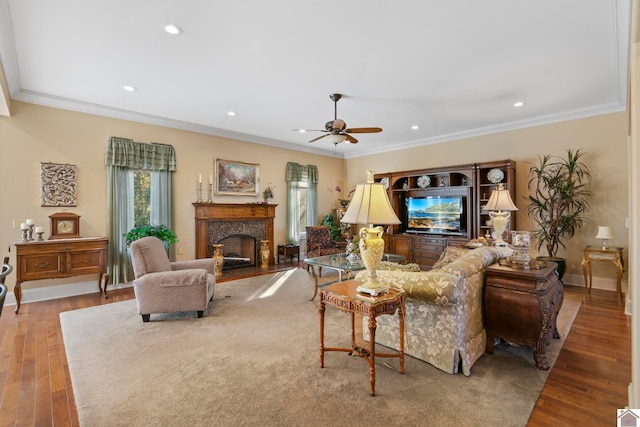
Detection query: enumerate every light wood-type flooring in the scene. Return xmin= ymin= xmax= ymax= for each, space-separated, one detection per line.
xmin=0 ymin=264 xmax=631 ymax=426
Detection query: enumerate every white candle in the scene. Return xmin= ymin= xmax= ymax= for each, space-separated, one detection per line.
xmin=209 ymin=174 xmax=213 ymax=185
xmin=26 ymin=219 xmax=34 ymax=225
xmin=198 ymin=174 xmax=202 ymax=184
xmin=21 ymin=223 xmax=28 ymax=230
xmin=35 ymin=226 xmax=44 ymax=233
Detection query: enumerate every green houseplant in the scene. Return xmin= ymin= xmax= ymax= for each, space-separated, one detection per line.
xmin=527 ymin=148 xmax=592 ymax=278
xmin=124 ymin=224 xmax=178 ymax=247
xmin=320 ymin=212 xmax=341 ymax=241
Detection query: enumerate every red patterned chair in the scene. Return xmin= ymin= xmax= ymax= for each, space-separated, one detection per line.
xmin=305 ymin=226 xmax=345 ymax=276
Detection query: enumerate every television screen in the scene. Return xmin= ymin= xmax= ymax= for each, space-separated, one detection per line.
xmin=405 ymin=196 xmax=464 ymax=235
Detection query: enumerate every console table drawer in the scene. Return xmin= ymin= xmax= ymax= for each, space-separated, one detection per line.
xmin=413 ymin=249 xmax=443 ymax=259
xmin=21 ymin=253 xmax=64 ymax=278
xmin=414 ymin=237 xmax=445 ymax=245
xmin=69 ymin=250 xmax=105 ymax=275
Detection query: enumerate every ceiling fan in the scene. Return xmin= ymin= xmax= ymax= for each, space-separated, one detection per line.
xmin=298 ymin=94 xmax=382 ymax=144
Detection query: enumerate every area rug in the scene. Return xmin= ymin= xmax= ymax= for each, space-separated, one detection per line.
xmin=60 ymin=268 xmax=581 ymax=427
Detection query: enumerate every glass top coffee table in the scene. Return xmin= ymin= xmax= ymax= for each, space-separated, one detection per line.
xmin=304 ymin=253 xmax=406 ymax=301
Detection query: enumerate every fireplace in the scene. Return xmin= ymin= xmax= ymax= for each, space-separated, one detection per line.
xmin=193 ymin=203 xmax=276 ymax=266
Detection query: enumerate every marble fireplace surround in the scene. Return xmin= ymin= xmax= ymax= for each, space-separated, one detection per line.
xmin=193 ymin=203 xmax=276 ymax=265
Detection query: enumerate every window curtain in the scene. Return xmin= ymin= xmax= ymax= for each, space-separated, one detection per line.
xmin=105 ymin=137 xmax=176 ymax=285
xmin=285 ymin=162 xmax=318 ymax=244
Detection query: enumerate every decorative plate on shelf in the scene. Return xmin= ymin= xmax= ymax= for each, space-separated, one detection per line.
xmin=380 ymin=177 xmax=389 ymax=189
xmin=417 ymin=175 xmax=431 ymax=188
xmin=487 ymin=168 xmax=504 ymax=184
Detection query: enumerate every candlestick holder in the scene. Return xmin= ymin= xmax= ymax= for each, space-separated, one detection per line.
xmin=196 ymin=182 xmax=203 ymax=203
xmin=21 ymin=229 xmax=29 ymax=242
xmin=27 ymin=224 xmax=34 ymax=241
xmin=36 ymin=231 xmax=44 ymax=241
xmin=207 ymin=183 xmax=213 ymax=203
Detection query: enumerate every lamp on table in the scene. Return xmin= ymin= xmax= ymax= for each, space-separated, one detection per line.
xmin=485 ymin=183 xmax=518 ymax=246
xmin=595 ymin=226 xmax=614 ymax=250
xmin=340 ymin=171 xmax=400 ymax=284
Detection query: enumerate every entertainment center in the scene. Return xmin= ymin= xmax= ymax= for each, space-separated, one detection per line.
xmin=375 ymin=159 xmax=515 ymax=269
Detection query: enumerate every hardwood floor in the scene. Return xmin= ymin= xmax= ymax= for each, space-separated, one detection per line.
xmin=0 ymin=269 xmax=630 ymax=427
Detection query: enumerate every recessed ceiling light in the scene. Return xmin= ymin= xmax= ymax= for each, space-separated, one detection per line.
xmin=164 ymin=24 xmax=183 ymax=35
xmin=227 ymin=111 xmax=237 ymax=116
xmin=514 ymin=101 xmax=525 ymax=107
xmin=411 ymin=125 xmax=419 ymax=130
xmin=122 ymin=85 xmax=137 ymax=92
xmin=298 ymin=129 xmax=306 ymax=133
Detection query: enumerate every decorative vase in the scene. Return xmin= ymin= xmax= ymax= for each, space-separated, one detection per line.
xmin=260 ymin=240 xmax=270 ymax=268
xmin=211 ymin=244 xmax=224 ymax=276
xmin=358 ymin=226 xmax=385 ymax=281
xmin=510 ymin=231 xmax=531 ymax=267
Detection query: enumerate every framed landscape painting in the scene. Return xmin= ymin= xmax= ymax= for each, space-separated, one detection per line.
xmin=215 ymin=159 xmax=259 ymax=196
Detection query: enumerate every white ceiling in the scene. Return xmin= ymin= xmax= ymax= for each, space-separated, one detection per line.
xmin=0 ymin=0 xmax=632 ymax=158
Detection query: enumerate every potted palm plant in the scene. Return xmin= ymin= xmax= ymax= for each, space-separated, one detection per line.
xmin=526 ymin=148 xmax=592 ymax=279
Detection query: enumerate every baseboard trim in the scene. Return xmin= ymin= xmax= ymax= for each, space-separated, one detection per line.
xmin=562 ymin=272 xmax=626 ymax=293
xmin=3 ymin=281 xmax=132 ymax=307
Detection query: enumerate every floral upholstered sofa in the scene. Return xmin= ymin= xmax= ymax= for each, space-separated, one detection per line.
xmin=354 ymin=246 xmax=511 ymax=375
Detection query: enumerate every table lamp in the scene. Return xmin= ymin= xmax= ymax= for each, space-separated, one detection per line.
xmin=595 ymin=226 xmax=614 ymax=250
xmin=341 ymin=171 xmax=400 ymax=283
xmin=484 ymin=183 xmax=518 ymax=246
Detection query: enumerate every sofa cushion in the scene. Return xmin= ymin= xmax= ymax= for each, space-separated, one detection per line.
xmin=378 ymin=261 xmax=421 ymax=272
xmin=432 ymin=246 xmax=468 ymax=269
xmin=439 ymin=246 xmax=511 ymax=278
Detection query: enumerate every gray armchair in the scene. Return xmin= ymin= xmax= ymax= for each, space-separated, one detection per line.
xmin=130 ymin=236 xmax=215 ymax=322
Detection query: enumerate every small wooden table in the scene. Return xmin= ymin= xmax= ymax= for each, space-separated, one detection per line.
xmin=485 ymin=262 xmax=563 ymax=370
xmin=581 ymin=246 xmax=624 ymax=306
xmin=318 ymin=279 xmax=405 ymax=396
xmin=277 ymin=244 xmax=300 ymax=264
xmin=14 ymin=237 xmax=109 ymax=313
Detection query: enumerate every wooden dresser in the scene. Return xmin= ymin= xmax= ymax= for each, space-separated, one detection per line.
xmin=13 ymin=237 xmax=109 ymax=313
xmin=484 ymin=261 xmax=563 ymax=370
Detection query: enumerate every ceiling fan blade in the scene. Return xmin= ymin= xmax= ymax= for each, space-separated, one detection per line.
xmin=344 ymin=127 xmax=383 ymax=134
xmin=308 ymin=133 xmax=329 ymax=143
xmin=345 ymin=134 xmax=358 ymax=144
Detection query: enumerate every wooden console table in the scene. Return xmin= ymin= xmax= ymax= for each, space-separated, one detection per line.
xmin=13 ymin=237 xmax=109 ymax=314
xmin=484 ymin=262 xmax=563 ymax=370
xmin=581 ymin=246 xmax=624 ymax=306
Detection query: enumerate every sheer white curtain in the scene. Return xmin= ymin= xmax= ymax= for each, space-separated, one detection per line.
xmin=105 ymin=137 xmax=176 ymax=285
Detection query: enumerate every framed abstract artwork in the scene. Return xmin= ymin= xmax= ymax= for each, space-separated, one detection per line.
xmin=41 ymin=162 xmax=78 ymax=207
xmin=214 ymin=159 xmax=259 ymax=196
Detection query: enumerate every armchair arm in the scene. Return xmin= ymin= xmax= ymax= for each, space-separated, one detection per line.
xmin=135 ymin=269 xmax=209 ymax=288
xmin=171 ymin=259 xmax=215 ymax=275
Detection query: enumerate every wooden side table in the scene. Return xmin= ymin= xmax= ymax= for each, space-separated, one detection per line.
xmin=581 ymin=246 xmax=624 ymax=306
xmin=485 ymin=262 xmax=564 ymax=370
xmin=319 ymin=279 xmax=405 ymax=396
xmin=277 ymin=244 xmax=300 ymax=263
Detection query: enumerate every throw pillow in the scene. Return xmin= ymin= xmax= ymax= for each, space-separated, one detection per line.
xmin=432 ymin=246 xmax=468 ymax=270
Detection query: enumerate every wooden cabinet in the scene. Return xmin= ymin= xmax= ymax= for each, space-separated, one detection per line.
xmin=476 ymin=160 xmax=516 ymax=241
xmin=484 ymin=262 xmax=563 ymax=370
xmin=14 ymin=237 xmax=109 ymax=313
xmin=375 ymin=159 xmax=516 ymax=268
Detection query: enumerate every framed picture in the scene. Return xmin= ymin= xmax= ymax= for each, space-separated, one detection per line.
xmin=215 ymin=159 xmax=259 ymax=196
xmin=41 ymin=162 xmax=78 ymax=207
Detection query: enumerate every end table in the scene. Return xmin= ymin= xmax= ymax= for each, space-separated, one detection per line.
xmin=581 ymin=246 xmax=624 ymax=305
xmin=318 ymin=279 xmax=405 ymax=396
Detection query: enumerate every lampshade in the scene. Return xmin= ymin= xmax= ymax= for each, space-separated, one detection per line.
xmin=340 ymin=180 xmax=401 ymax=226
xmin=595 ymin=226 xmax=614 ymax=240
xmin=485 ymin=183 xmax=518 ymax=212
xmin=341 ymin=171 xmax=400 ymax=285
xmin=324 ymin=134 xmax=347 ymax=144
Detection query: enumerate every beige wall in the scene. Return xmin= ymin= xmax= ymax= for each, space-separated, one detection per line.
xmin=0 ymin=100 xmax=629 ymax=296
xmin=346 ymin=112 xmax=629 ymax=282
xmin=0 ymin=101 xmax=345 ymax=292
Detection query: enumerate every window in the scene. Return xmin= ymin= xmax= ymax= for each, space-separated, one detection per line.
xmin=286 ymin=162 xmax=318 ymax=245
xmin=133 ymin=170 xmax=151 ymax=227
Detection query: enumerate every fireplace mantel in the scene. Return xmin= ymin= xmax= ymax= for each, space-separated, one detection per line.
xmin=193 ymin=203 xmax=277 ymax=264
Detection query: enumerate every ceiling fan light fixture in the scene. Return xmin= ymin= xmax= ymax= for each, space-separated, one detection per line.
xmin=325 ymin=134 xmax=347 ymax=144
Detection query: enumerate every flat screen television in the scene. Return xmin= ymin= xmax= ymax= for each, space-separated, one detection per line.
xmin=405 ymin=195 xmax=465 ymax=236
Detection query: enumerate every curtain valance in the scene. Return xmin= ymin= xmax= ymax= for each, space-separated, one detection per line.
xmin=285 ymin=162 xmax=318 ymax=183
xmin=105 ymin=137 xmax=176 ymax=171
